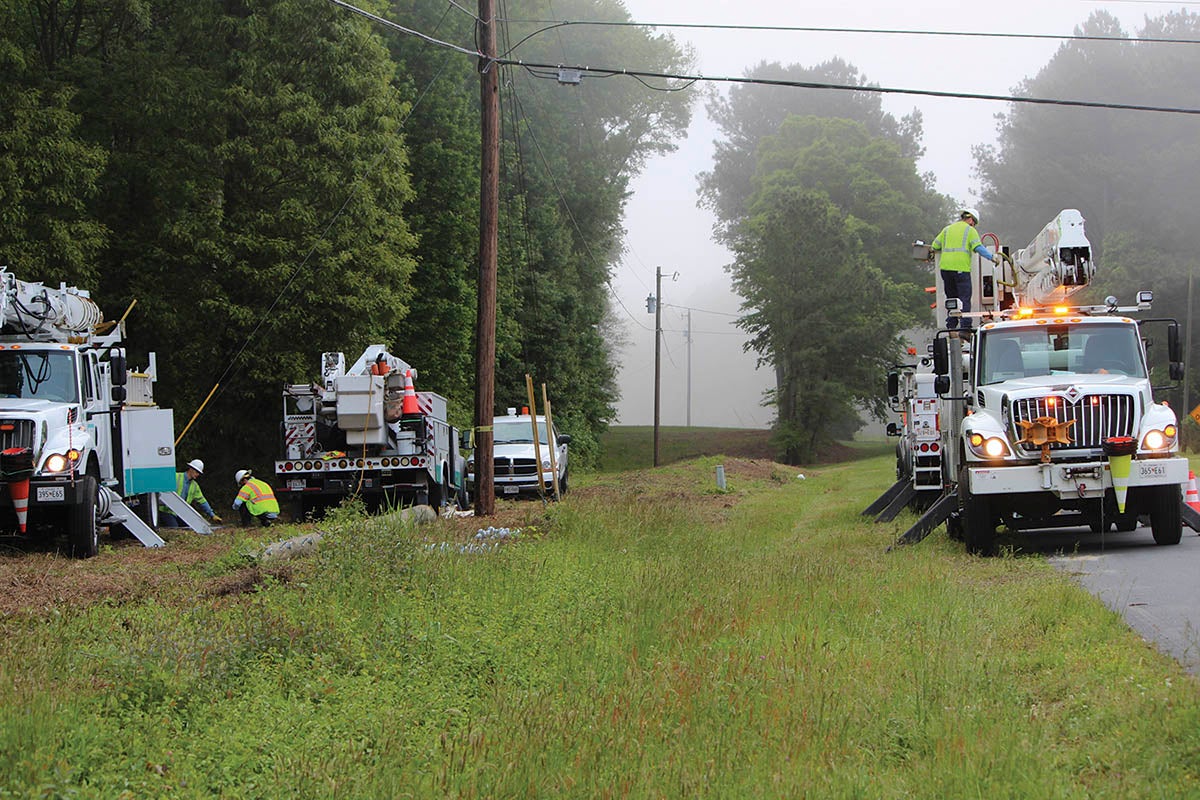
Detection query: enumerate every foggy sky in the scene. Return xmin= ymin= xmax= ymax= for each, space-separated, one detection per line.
xmin=609 ymin=0 xmax=1169 ymax=428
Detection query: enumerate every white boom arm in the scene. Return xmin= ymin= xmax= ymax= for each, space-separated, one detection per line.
xmin=1010 ymin=209 xmax=1095 ymax=307
xmin=0 ymin=267 xmax=103 ymax=340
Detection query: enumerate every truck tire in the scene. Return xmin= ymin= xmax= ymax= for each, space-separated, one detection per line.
xmin=959 ymin=468 xmax=996 ymax=556
xmin=68 ymin=475 xmax=99 ymax=559
xmin=1148 ymin=484 xmax=1182 ymax=546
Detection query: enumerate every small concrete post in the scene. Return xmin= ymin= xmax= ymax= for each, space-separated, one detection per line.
xmin=715 ymin=464 xmax=726 ymax=491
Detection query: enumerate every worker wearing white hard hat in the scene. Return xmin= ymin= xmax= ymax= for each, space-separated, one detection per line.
xmin=929 ymin=208 xmax=1001 ymax=336
xmin=159 ymin=457 xmax=221 ymax=527
xmin=232 ymin=469 xmax=280 ymax=527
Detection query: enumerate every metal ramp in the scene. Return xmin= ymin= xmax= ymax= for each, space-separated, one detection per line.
xmin=101 ymin=490 xmax=166 ymax=548
xmin=888 ymin=490 xmax=958 ymax=551
xmin=861 ymin=479 xmax=907 ymax=517
xmin=873 ymin=483 xmax=918 ymax=523
xmin=106 ymin=501 xmax=165 ymax=547
xmin=1183 ymin=501 xmax=1200 ymax=534
xmin=157 ymin=491 xmax=213 ymax=535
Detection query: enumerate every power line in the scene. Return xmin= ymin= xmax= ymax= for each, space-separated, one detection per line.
xmin=662 ymin=302 xmax=740 ymax=318
xmin=327 ymin=0 xmax=480 ymax=58
xmin=331 ymin=2 xmax=1200 ymax=117
xmin=497 ymin=18 xmax=1200 ymax=49
xmin=508 ymin=59 xmax=1200 ymax=116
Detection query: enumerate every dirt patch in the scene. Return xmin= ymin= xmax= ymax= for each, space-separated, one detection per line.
xmin=208 ymin=563 xmax=294 ymax=597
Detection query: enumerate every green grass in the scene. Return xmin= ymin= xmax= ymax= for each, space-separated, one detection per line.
xmin=597 ymin=425 xmax=893 ymax=471
xmin=2 ymin=455 xmax=1199 ymax=797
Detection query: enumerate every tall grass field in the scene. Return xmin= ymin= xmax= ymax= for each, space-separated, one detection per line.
xmin=2 ymin=445 xmax=1199 ymax=797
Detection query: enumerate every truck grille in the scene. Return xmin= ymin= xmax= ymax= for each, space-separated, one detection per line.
xmin=0 ymin=419 xmax=36 ymax=451
xmin=495 ymin=457 xmax=538 ymax=477
xmin=1010 ymin=394 xmax=1135 ymax=451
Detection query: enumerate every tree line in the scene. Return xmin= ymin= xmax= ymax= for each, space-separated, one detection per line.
xmin=3 ymin=2 xmax=1196 ymax=476
xmin=0 ymin=0 xmax=693 ymax=486
xmin=704 ymin=12 xmax=1200 ymax=462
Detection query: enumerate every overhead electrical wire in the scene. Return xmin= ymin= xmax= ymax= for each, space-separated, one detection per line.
xmin=506 ymin=59 xmax=1200 ymax=115
xmin=496 ymin=17 xmax=1200 ymax=52
xmin=329 ymin=0 xmax=1200 ymax=116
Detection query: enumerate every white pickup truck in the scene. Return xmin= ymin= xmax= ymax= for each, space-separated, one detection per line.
xmin=467 ymin=408 xmax=570 ymax=497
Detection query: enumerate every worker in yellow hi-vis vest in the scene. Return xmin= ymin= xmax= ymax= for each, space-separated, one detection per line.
xmin=159 ymin=458 xmax=222 ymax=527
xmin=930 ymin=207 xmax=1001 ymax=335
xmin=232 ymin=469 xmax=280 ymax=527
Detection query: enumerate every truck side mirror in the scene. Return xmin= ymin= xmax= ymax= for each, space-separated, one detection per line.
xmin=111 ymin=386 xmax=127 ymax=403
xmin=109 ymin=351 xmax=127 ymax=386
xmin=934 ymin=375 xmax=950 ymax=395
xmin=932 ymin=338 xmax=949 ymax=376
xmin=886 ymin=422 xmax=900 ymax=437
xmin=886 ymin=371 xmax=899 ymax=399
xmin=1170 ymin=363 xmax=1184 ymax=381
xmin=557 ymin=434 xmax=571 ymax=445
xmin=1168 ymin=322 xmax=1182 ymax=363
xmin=459 ymin=430 xmax=473 ymax=450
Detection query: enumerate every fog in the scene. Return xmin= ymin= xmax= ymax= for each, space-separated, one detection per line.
xmin=608 ymin=0 xmax=1170 ymax=429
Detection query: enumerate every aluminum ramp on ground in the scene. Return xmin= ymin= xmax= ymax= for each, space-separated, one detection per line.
xmin=157 ymin=491 xmax=213 ymax=535
xmin=873 ymin=483 xmax=918 ymax=523
xmin=104 ymin=497 xmax=166 ymax=548
xmin=1184 ymin=501 xmax=1200 ymax=534
xmin=888 ymin=490 xmax=958 ymax=551
xmin=861 ymin=479 xmax=907 ymax=517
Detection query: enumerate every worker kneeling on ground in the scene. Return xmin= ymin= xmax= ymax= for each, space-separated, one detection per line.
xmin=160 ymin=458 xmax=222 ymax=526
xmin=233 ymin=469 xmax=280 ymax=527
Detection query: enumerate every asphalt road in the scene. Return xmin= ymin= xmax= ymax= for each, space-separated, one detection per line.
xmin=1031 ymin=525 xmax=1200 ymax=676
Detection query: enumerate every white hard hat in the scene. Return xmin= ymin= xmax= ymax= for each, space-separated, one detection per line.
xmin=235 ymin=469 xmax=252 ymax=483
xmin=961 ymin=207 xmax=980 ymax=224
xmin=186 ymin=459 xmax=204 ymax=474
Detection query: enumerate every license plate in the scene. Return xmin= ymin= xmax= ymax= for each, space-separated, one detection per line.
xmin=37 ymin=486 xmax=65 ymax=502
xmin=502 ymin=486 xmax=519 ymax=495
xmin=1136 ymin=462 xmax=1167 ymax=479
xmin=287 ymin=479 xmax=306 ymax=491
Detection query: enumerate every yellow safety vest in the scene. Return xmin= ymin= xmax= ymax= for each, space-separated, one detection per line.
xmin=237 ymin=478 xmax=280 ymax=516
xmin=932 ymin=220 xmax=981 ymax=273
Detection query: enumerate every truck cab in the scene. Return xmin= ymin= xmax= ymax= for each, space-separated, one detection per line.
xmin=467 ymin=408 xmax=570 ymax=497
xmin=944 ymin=310 xmax=1186 ymax=553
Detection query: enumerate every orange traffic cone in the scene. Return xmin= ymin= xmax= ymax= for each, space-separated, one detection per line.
xmin=401 ymin=369 xmax=420 ymax=417
xmin=1186 ymin=471 xmax=1200 ymax=514
xmin=9 ymin=478 xmax=29 ymax=533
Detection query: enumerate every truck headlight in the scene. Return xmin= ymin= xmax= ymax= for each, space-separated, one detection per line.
xmin=968 ymin=432 xmax=1010 ymax=459
xmin=1141 ymin=426 xmax=1176 ymax=451
xmin=44 ymin=450 xmax=81 ymax=474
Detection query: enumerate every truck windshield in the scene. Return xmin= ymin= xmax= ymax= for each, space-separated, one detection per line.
xmin=0 ymin=351 xmax=79 ymax=402
xmin=493 ymin=419 xmax=553 ymax=445
xmin=979 ymin=322 xmax=1146 ymax=385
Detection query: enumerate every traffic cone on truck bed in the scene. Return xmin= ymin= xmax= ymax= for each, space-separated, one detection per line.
xmin=401 ymin=369 xmax=420 ymax=417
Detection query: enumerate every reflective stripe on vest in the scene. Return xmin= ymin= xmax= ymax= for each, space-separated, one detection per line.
xmin=242 ymin=479 xmax=276 ymax=504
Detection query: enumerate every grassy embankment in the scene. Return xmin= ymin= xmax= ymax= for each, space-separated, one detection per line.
xmin=1 ymin=435 xmax=1199 ymax=796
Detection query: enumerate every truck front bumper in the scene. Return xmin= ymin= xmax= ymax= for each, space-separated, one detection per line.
xmin=967 ymin=456 xmax=1188 ymax=499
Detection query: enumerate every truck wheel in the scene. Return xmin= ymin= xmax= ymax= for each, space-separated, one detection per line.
xmin=959 ymin=470 xmax=996 ymax=556
xmin=1148 ymin=484 xmax=1182 ymax=545
xmin=68 ymin=476 xmax=99 ymax=559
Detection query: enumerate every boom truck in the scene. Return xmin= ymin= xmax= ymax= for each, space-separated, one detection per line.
xmin=0 ymin=266 xmax=209 ymax=558
xmin=274 ymin=345 xmax=468 ymax=517
xmin=879 ymin=210 xmax=1193 ymax=554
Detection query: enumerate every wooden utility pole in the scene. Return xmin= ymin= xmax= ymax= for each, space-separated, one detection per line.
xmin=474 ymin=0 xmax=499 ymax=516
xmin=653 ymin=266 xmax=662 ymax=467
